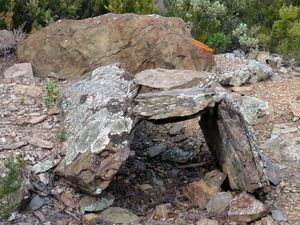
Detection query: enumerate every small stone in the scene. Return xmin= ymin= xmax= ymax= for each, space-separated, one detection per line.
xmin=80 ymin=193 xmax=115 ymax=213
xmin=161 ymin=147 xmax=193 ymax=163
xmin=203 ymin=169 xmax=227 ymax=190
xmin=82 ymin=213 xmax=101 ymax=225
xmin=25 ymin=85 xmax=43 ymax=97
xmin=28 ymin=115 xmax=47 ymax=124
xmin=32 ymin=160 xmax=55 ymax=174
xmin=173 ymin=134 xmax=187 ymax=143
xmin=98 ymin=207 xmax=139 ymax=224
xmin=227 ymin=193 xmax=268 ymax=223
xmin=264 ymin=158 xmax=281 ymax=186
xmin=147 ymin=143 xmax=167 ymax=157
xmin=271 ymin=209 xmax=287 ymax=222
xmin=206 ymin=192 xmax=233 ymax=214
xmin=47 ymin=106 xmax=60 ymax=116
xmin=28 ymin=136 xmax=54 ymax=149
xmin=168 ymin=168 xmax=180 ymax=177
xmin=29 ymin=195 xmax=44 ymax=210
xmin=139 ymin=184 xmax=153 ymax=192
xmin=154 ymin=203 xmax=171 ymax=220
xmin=169 ymin=124 xmax=184 ymax=136
xmin=261 ymin=216 xmax=279 ymax=225
xmin=184 ymin=179 xmax=220 ymax=210
xmin=197 ymin=219 xmax=219 ymax=225
xmin=38 ymin=173 xmax=50 ymax=185
xmin=3 ymin=141 xmax=27 ymax=150
xmin=4 ymin=63 xmax=33 ymax=79
xmin=231 ymin=86 xmax=253 ymax=93
xmin=290 ymin=99 xmax=300 ymax=117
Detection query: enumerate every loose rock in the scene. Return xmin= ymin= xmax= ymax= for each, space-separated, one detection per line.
xmin=98 ymin=207 xmax=139 ymax=224
xmin=82 ymin=213 xmax=101 ymax=225
xmin=271 ymin=209 xmax=287 ymax=222
xmin=4 ymin=63 xmax=33 ymax=79
xmin=206 ymin=192 xmax=233 ymax=214
xmin=79 ymin=193 xmax=115 ymax=213
xmin=147 ymin=143 xmax=167 ymax=157
xmin=197 ymin=219 xmax=219 ymax=225
xmin=227 ymin=193 xmax=269 ymax=223
xmin=28 ymin=136 xmax=54 ymax=149
xmin=29 ymin=195 xmax=44 ymax=211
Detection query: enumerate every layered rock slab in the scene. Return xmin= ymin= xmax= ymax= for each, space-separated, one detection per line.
xmin=133 ymin=87 xmax=215 ymax=120
xmin=134 ymin=68 xmax=217 ymax=91
xmin=56 ymin=65 xmax=138 ymax=195
xmin=17 ymin=13 xmax=214 ymax=79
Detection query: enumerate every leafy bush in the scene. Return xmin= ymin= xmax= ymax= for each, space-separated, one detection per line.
xmin=0 ymin=156 xmax=26 ymax=220
xmin=44 ymin=80 xmax=59 ymax=108
xmin=106 ymin=0 xmax=158 ymax=14
xmin=207 ymin=32 xmax=231 ymax=53
xmin=232 ymin=23 xmax=259 ymax=52
xmin=164 ymin=0 xmax=240 ymax=52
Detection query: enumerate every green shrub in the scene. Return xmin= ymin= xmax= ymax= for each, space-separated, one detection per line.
xmin=207 ymin=32 xmax=231 ymax=53
xmin=44 ymin=79 xmax=59 ymax=108
xmin=106 ymin=0 xmax=158 ymax=14
xmin=0 ymin=156 xmax=26 ymax=220
xmin=232 ymin=23 xmax=259 ymax=52
xmin=57 ymin=127 xmax=67 ymax=142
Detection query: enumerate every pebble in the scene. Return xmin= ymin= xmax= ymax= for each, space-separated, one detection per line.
xmin=271 ymin=209 xmax=287 ymax=222
xmin=79 ymin=193 xmax=115 ymax=213
xmin=147 ymin=143 xmax=167 ymax=157
xmin=82 ymin=213 xmax=101 ymax=225
xmin=197 ymin=219 xmax=219 ymax=225
xmin=154 ymin=203 xmax=171 ymax=220
xmin=169 ymin=124 xmax=184 ymax=136
xmin=28 ymin=115 xmax=47 ymax=124
xmin=206 ymin=192 xmax=233 ymax=214
xmin=29 ymin=195 xmax=44 ymax=210
xmin=3 ymin=141 xmax=27 ymax=150
xmin=28 ymin=136 xmax=54 ymax=149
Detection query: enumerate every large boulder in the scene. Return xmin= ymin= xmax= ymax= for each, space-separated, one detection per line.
xmin=215 ymin=54 xmax=273 ymax=86
xmin=56 ymin=65 xmax=138 ymax=195
xmin=17 ymin=13 xmax=214 ymax=79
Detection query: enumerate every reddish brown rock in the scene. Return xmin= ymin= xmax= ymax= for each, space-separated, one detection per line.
xmin=227 ymin=193 xmax=269 ymax=223
xmin=17 ymin=14 xmax=214 ymax=80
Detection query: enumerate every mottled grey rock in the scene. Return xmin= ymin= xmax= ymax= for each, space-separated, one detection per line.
xmin=32 ymin=160 xmax=55 ymax=174
xmin=206 ymin=192 xmax=233 ymax=214
xmin=4 ymin=63 xmax=33 ymax=79
xmin=135 ymin=68 xmax=215 ymax=91
xmin=133 ymin=87 xmax=215 ymax=120
xmin=234 ymin=96 xmax=270 ymax=125
xmin=169 ymin=124 xmax=184 ymax=136
xmin=56 ymin=65 xmax=138 ymax=195
xmin=29 ymin=195 xmax=44 ymax=210
xmin=217 ymin=58 xmax=272 ymax=86
xmin=263 ymin=157 xmax=281 ymax=186
xmin=271 ymin=209 xmax=287 ymax=222
xmin=79 ymin=193 xmax=115 ymax=212
xmin=147 ymin=143 xmax=167 ymax=157
xmin=161 ymin=147 xmax=193 ymax=163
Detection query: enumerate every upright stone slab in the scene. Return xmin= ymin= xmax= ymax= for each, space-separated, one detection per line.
xmin=56 ymin=65 xmax=138 ymax=195
xmin=200 ymin=99 xmax=270 ymax=193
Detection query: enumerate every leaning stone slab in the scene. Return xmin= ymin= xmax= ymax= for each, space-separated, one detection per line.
xmin=134 ymin=68 xmax=217 ymax=91
xmin=56 ymin=65 xmax=138 ymax=195
xmin=133 ymin=87 xmax=215 ymax=120
xmin=200 ymin=98 xmax=270 ymax=193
